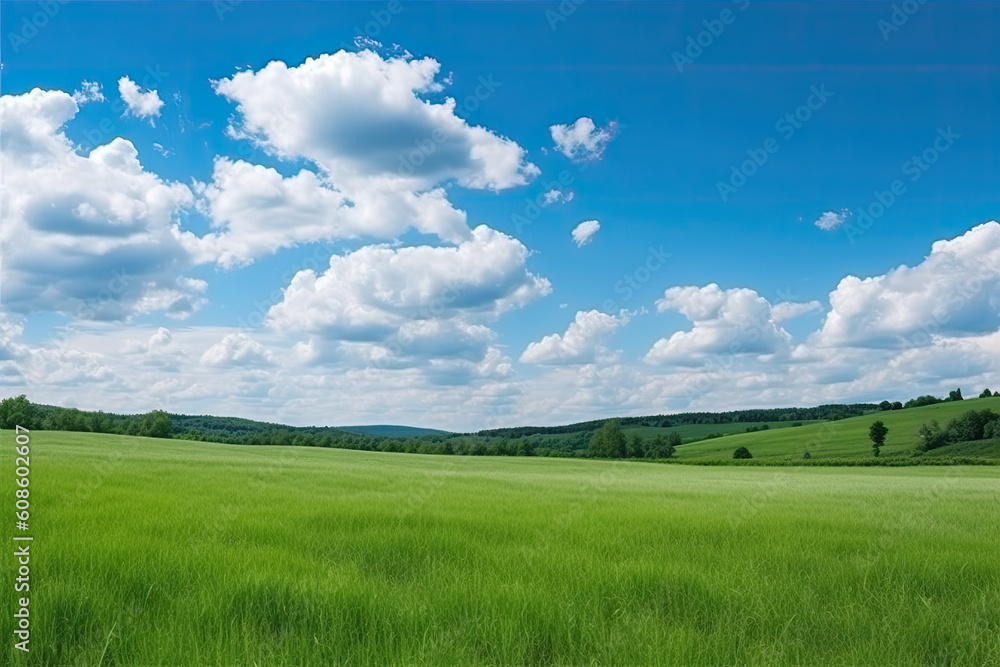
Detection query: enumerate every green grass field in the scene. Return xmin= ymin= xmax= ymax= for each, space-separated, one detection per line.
xmin=673 ymin=395 xmax=1000 ymax=460
xmin=621 ymin=420 xmax=823 ymax=444
xmin=3 ymin=429 xmax=1000 ymax=665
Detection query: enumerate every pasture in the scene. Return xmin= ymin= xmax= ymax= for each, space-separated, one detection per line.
xmin=3 ymin=430 xmax=999 ymax=665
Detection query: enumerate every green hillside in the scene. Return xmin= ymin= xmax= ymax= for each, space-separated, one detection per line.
xmin=674 ymin=395 xmax=1000 ymax=460
xmin=3 ymin=429 xmax=999 ymax=665
xmin=622 ymin=420 xmax=821 ymax=443
xmin=338 ymin=424 xmax=452 ymax=437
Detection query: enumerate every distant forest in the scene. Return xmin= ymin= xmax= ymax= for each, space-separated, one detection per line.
xmin=0 ymin=390 xmax=992 ymax=459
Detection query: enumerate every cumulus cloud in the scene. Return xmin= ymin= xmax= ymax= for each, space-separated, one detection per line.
xmin=266 ymin=225 xmax=550 ymax=366
xmin=72 ymin=80 xmax=105 ymax=105
xmin=771 ymin=300 xmax=823 ymax=322
xmin=815 ymin=209 xmax=850 ymax=231
xmin=215 ymin=50 xmax=538 ymax=192
xmin=549 ymin=117 xmax=616 ymax=161
xmin=542 ymin=188 xmax=574 ymax=206
xmin=645 ymin=284 xmax=795 ymax=365
xmin=571 ymin=219 xmax=601 ymax=247
xmin=118 ymin=76 xmax=164 ymax=124
xmin=520 ymin=310 xmax=630 ymax=365
xmin=180 ymin=158 xmax=469 ymax=267
xmin=201 ymin=333 xmax=275 ymax=367
xmin=814 ymin=221 xmax=1000 ymax=348
xmin=176 ymin=49 xmax=543 ymax=267
xmin=0 ymin=89 xmax=203 ymax=321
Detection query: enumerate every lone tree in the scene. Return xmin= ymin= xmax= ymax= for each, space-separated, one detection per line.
xmin=869 ymin=420 xmax=889 ymax=456
xmin=949 ymin=388 xmax=964 ymax=402
xmin=981 ymin=388 xmax=994 ymax=399
xmin=732 ymin=446 xmax=752 ymax=460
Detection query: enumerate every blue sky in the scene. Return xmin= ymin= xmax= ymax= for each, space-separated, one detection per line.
xmin=2 ymin=1 xmax=999 ymax=430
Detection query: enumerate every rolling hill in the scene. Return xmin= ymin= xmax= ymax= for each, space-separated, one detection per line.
xmin=671 ymin=395 xmax=1000 ymax=461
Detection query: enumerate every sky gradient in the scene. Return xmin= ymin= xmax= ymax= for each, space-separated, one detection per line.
xmin=2 ymin=1 xmax=999 ymax=430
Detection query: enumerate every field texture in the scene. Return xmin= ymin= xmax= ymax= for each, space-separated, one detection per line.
xmin=3 ymin=430 xmax=999 ymax=665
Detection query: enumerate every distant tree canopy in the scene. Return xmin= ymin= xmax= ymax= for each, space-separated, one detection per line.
xmin=981 ymin=388 xmax=994 ymax=399
xmin=476 ymin=403 xmax=881 ymax=438
xmin=732 ymin=446 xmax=752 ymax=459
xmin=0 ymin=395 xmax=37 ymax=430
xmin=917 ymin=408 xmax=1000 ymax=453
xmin=905 ymin=395 xmax=944 ymax=409
xmin=949 ymin=389 xmax=964 ymax=402
xmin=588 ymin=420 xmax=627 ymax=458
xmin=945 ymin=410 xmax=998 ymax=443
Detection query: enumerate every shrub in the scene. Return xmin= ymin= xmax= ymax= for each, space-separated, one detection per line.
xmin=945 ymin=409 xmax=999 ymax=442
xmin=732 ymin=446 xmax=752 ymax=459
xmin=985 ymin=420 xmax=1000 ymax=440
xmin=802 ymin=451 xmax=811 ymax=460
xmin=917 ymin=420 xmax=948 ymax=452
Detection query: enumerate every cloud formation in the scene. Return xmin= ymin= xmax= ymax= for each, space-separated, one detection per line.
xmin=645 ymin=284 xmax=796 ymax=365
xmin=571 ymin=219 xmax=601 ymax=247
xmin=521 ymin=309 xmax=630 ymax=365
xmin=118 ymin=76 xmax=164 ymax=124
xmin=549 ymin=117 xmax=615 ymax=160
xmin=814 ymin=221 xmax=1000 ymax=348
xmin=215 ymin=50 xmax=538 ymax=192
xmin=0 ymin=89 xmax=203 ymax=320
xmin=815 ymin=209 xmax=850 ymax=231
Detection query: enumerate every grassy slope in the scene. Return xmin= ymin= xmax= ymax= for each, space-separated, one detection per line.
xmin=337 ymin=424 xmax=452 ymax=437
xmin=622 ymin=420 xmax=822 ymax=443
xmin=674 ymin=395 xmax=1000 ymax=460
xmin=3 ymin=430 xmax=1000 ymax=665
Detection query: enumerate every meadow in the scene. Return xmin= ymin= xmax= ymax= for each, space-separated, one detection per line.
xmin=3 ymin=429 xmax=999 ymax=665
xmin=672 ymin=395 xmax=1000 ymax=461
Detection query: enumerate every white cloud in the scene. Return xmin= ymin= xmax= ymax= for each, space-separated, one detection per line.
xmin=177 ymin=49 xmax=544 ymax=267
xmin=542 ymin=188 xmax=574 ymax=206
xmin=72 ymin=80 xmax=105 ymax=105
xmin=549 ymin=117 xmax=616 ymax=161
xmin=215 ymin=50 xmax=538 ymax=192
xmin=520 ymin=309 xmax=629 ymax=365
xmin=815 ymin=209 xmax=850 ymax=231
xmin=180 ymin=158 xmax=469 ymax=267
xmin=266 ymin=225 xmax=550 ymax=369
xmin=645 ymin=284 xmax=794 ymax=365
xmin=118 ymin=76 xmax=164 ymax=124
xmin=201 ymin=333 xmax=275 ymax=367
xmin=771 ymin=300 xmax=823 ymax=322
xmin=0 ymin=89 xmax=203 ymax=321
xmin=571 ymin=219 xmax=601 ymax=247
xmin=814 ymin=222 xmax=1000 ymax=349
